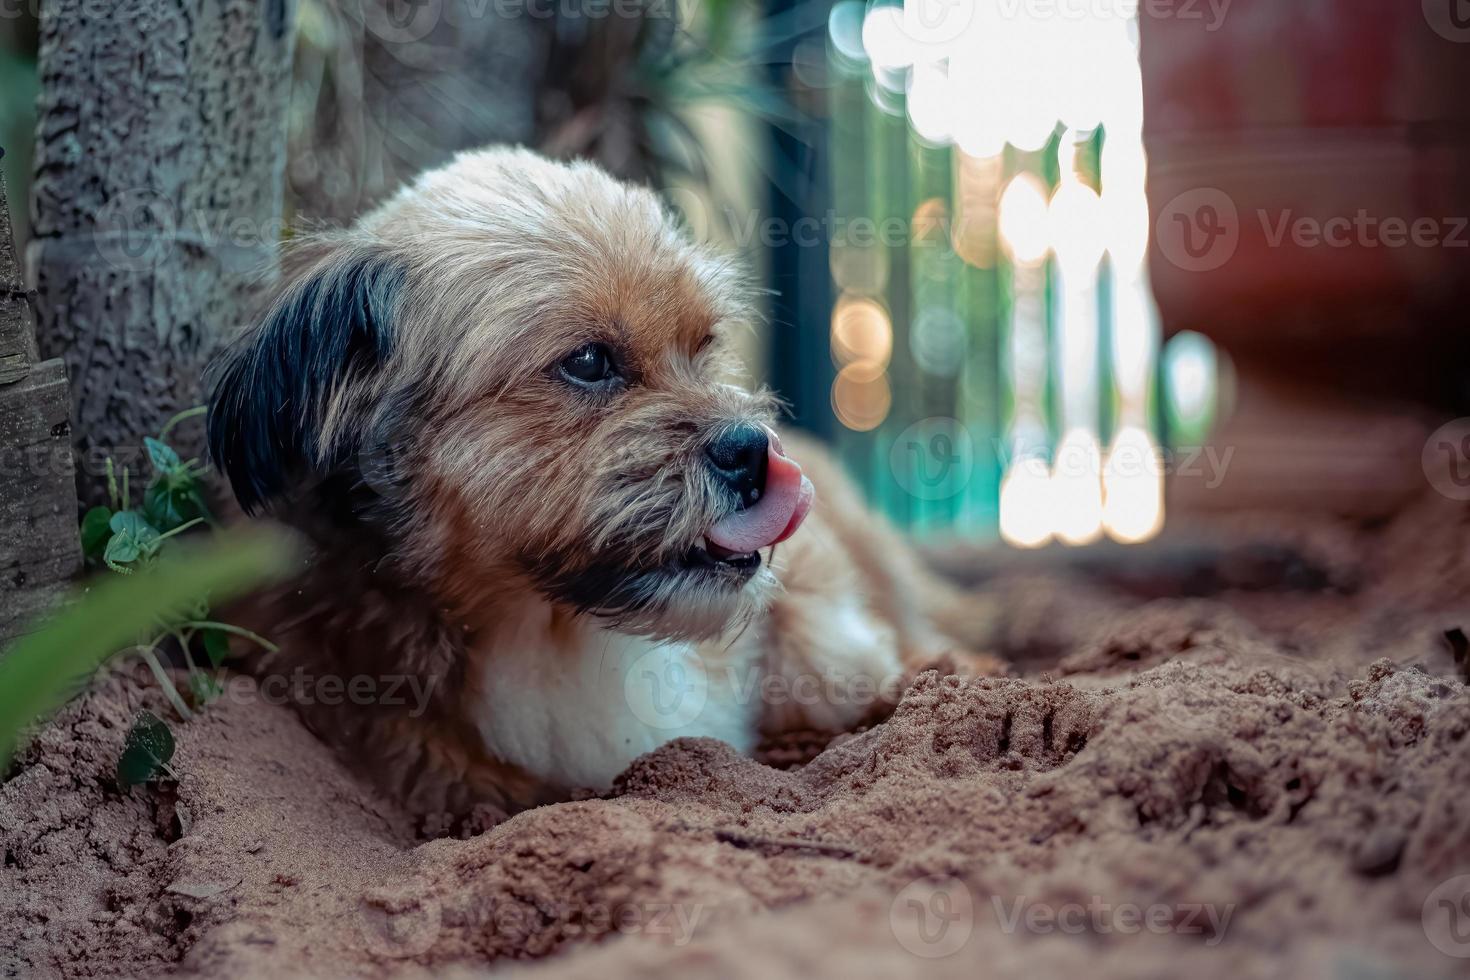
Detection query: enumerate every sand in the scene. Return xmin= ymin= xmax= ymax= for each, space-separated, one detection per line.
xmin=3 ymin=496 xmax=1469 ymax=979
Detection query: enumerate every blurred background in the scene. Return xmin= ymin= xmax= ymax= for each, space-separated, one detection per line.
xmin=5 ymin=0 xmax=1468 ymax=548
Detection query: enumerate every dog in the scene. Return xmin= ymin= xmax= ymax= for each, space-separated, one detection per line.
xmin=207 ymin=147 xmax=988 ymax=819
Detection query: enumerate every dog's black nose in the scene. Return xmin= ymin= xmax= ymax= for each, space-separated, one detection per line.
xmin=706 ymin=423 xmax=769 ymax=508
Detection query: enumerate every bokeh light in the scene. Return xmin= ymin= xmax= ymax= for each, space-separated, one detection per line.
xmin=832 ymin=361 xmax=892 ymax=432
xmin=998 ymin=174 xmax=1050 ymax=267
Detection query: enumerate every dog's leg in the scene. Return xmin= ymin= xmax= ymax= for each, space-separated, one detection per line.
xmin=757 ymin=435 xmax=1006 ymax=736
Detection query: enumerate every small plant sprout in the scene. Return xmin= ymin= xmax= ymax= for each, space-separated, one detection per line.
xmin=74 ymin=406 xmax=279 ymax=775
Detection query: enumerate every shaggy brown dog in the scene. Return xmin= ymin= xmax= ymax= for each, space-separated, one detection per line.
xmin=207 ymin=147 xmax=984 ymax=819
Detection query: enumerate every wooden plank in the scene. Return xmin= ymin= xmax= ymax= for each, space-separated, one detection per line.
xmin=0 ymin=358 xmax=81 ymax=640
xmin=0 ymin=151 xmax=32 ymax=384
xmin=2 ymin=155 xmax=80 ymax=642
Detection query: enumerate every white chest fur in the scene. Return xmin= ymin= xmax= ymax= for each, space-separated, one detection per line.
xmin=471 ymin=609 xmax=761 ymax=792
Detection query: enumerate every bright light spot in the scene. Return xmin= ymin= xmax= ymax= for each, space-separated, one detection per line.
xmin=831 ymin=296 xmax=894 ymax=370
xmin=1051 ymin=429 xmax=1105 ymax=547
xmin=906 ymin=61 xmax=952 ymax=144
xmin=1103 ymin=426 xmax=1165 ymax=544
xmin=831 ymin=362 xmax=892 ymax=432
xmin=998 ymin=174 xmax=1051 ymax=267
xmin=862 ymin=5 xmax=914 ymax=71
xmin=1008 ymin=115 xmax=1059 ymax=153
xmin=999 ymin=456 xmax=1054 ymax=549
xmin=872 ymin=64 xmax=909 ymax=98
xmin=1110 ymin=274 xmax=1157 ymax=402
xmin=828 ymin=0 xmax=869 ymax=63
xmin=1164 ymin=331 xmax=1218 ymax=428
xmin=1102 ymin=186 xmax=1150 ymax=276
xmin=1048 ymin=181 xmax=1105 ymax=279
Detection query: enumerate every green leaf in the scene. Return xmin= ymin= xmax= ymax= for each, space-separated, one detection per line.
xmin=144 ymin=437 xmax=182 ymax=474
xmin=105 ymin=511 xmax=161 ymax=568
xmin=80 ymin=507 xmax=114 ymax=558
xmin=103 ymin=533 xmax=140 ymax=566
xmin=144 ymin=482 xmax=185 ymax=530
xmin=0 ymin=527 xmax=298 ymax=771
xmin=144 ymin=466 xmax=210 ymax=532
xmin=201 ymin=629 xmax=231 ymax=669
xmin=116 ymin=710 xmax=176 ymax=787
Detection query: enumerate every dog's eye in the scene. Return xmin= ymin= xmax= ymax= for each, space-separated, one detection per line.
xmin=558 ymin=343 xmax=617 ymax=385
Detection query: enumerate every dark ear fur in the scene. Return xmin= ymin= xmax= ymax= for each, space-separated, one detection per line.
xmin=207 ymin=248 xmax=406 ymax=515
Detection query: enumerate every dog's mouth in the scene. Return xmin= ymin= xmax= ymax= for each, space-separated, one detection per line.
xmin=680 ymin=541 xmax=764 ymax=575
xmin=681 ymin=443 xmax=815 ymax=578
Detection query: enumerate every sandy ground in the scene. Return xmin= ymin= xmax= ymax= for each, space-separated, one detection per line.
xmin=3 ymin=496 xmax=1470 ymax=979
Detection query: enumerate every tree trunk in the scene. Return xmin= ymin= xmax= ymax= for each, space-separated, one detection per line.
xmin=28 ymin=0 xmax=297 ymax=495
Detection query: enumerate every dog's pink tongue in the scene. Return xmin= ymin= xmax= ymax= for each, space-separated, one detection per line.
xmin=706 ymin=446 xmax=814 ymax=554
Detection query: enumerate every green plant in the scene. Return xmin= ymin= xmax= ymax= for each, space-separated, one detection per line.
xmin=76 ymin=407 xmax=280 ymax=730
xmin=0 ymin=527 xmax=295 ymax=775
xmin=1 ymin=406 xmax=293 ymax=787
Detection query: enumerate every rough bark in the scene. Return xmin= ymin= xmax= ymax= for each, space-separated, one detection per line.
xmin=28 ymin=0 xmax=297 ymax=492
xmin=1 ymin=155 xmax=80 ymax=641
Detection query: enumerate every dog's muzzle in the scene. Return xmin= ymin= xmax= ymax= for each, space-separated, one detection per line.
xmin=702 ymin=424 xmax=814 ymax=559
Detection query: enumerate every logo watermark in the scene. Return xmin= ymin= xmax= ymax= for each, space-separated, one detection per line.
xmin=1155 ymin=189 xmax=1469 ymax=272
xmin=1155 ymin=188 xmax=1240 ymax=272
xmin=1424 ymin=0 xmax=1470 ymax=43
xmin=890 ymin=875 xmax=976 ymax=959
xmin=1423 ymin=419 xmax=1470 ymax=501
xmin=891 ymin=418 xmax=976 ymax=501
xmin=1422 ymin=874 xmax=1470 ymax=958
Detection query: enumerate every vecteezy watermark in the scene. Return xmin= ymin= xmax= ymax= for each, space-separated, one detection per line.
xmin=1422 ymin=419 xmax=1470 ymax=501
xmin=210 ymin=669 xmax=440 ymax=718
xmin=1424 ymin=0 xmax=1470 ymax=43
xmin=891 ymin=418 xmax=977 ymax=501
xmin=990 ymin=894 xmax=1235 ymax=945
xmin=89 ymin=188 xmax=289 ymax=274
xmin=359 ymin=893 xmax=706 ymax=959
xmin=1154 ymin=188 xmax=1241 ymax=273
xmin=1256 ymin=211 xmax=1470 ymax=251
xmin=994 ymin=0 xmax=1232 ymax=31
xmin=997 ymin=429 xmax=1233 ymax=489
xmin=621 ymin=648 xmax=907 ymax=732
xmin=1155 ymin=188 xmax=1470 ymax=272
xmin=888 ymin=878 xmax=1236 ymax=958
xmin=1422 ymin=874 xmax=1470 ymax=958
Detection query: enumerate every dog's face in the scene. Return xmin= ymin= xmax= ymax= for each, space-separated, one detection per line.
xmin=208 ymin=148 xmax=812 ymax=640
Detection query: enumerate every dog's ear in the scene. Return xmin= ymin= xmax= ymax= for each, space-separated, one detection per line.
xmin=207 ymin=245 xmax=406 ymax=514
